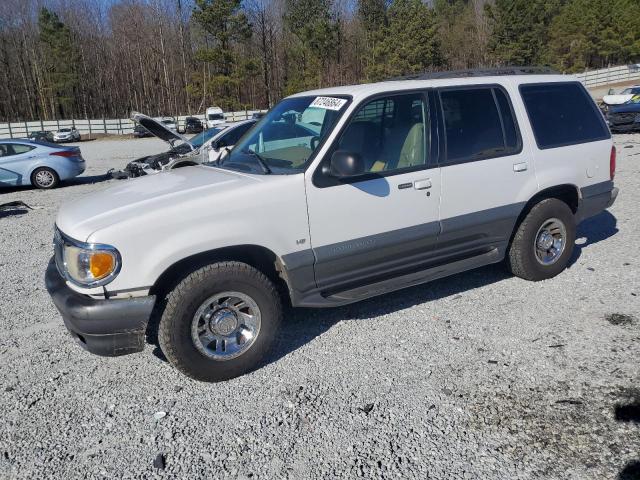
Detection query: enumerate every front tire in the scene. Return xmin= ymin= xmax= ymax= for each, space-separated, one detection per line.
xmin=507 ymin=198 xmax=576 ymax=281
xmin=31 ymin=167 xmax=59 ymax=189
xmin=158 ymin=262 xmax=282 ymax=382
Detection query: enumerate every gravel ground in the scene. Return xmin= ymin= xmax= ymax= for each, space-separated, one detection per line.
xmin=0 ymin=135 xmax=639 ymax=479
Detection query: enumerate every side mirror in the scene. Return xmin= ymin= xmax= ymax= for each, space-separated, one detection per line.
xmin=329 ymin=150 xmax=365 ymax=178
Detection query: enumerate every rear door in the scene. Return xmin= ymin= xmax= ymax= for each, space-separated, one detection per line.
xmin=436 ymin=84 xmax=537 ymax=258
xmin=305 ymin=91 xmax=442 ymax=293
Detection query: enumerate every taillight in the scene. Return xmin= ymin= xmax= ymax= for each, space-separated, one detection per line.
xmin=610 ymin=146 xmax=616 ymax=181
xmin=50 ymin=150 xmax=77 ymax=157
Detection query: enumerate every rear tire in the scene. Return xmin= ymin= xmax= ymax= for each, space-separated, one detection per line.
xmin=507 ymin=198 xmax=576 ymax=281
xmin=158 ymin=262 xmax=282 ymax=382
xmin=31 ymin=167 xmax=59 ymax=189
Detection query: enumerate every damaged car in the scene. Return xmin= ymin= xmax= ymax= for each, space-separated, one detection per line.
xmin=607 ymin=94 xmax=640 ymax=133
xmin=114 ymin=113 xmax=256 ymax=178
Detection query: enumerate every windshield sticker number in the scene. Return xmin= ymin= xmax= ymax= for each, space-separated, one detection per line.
xmin=310 ymin=97 xmax=347 ymax=111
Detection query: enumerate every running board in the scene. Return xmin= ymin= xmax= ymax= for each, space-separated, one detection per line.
xmin=324 ymin=247 xmax=503 ymax=303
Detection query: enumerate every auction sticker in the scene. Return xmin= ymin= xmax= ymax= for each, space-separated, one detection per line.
xmin=310 ymin=97 xmax=347 ymax=110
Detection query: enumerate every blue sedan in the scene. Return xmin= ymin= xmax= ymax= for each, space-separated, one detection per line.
xmin=0 ymin=139 xmax=86 ymax=189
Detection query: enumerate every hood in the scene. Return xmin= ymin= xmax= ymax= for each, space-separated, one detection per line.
xmin=132 ymin=112 xmax=193 ymax=149
xmin=602 ymin=94 xmax=634 ymax=105
xmin=56 ymin=166 xmax=261 ymax=241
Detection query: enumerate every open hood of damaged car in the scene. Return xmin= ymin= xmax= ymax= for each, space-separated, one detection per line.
xmin=132 ymin=112 xmax=194 ymax=150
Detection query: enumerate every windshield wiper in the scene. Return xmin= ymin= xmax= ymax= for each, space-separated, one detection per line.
xmin=241 ymin=149 xmax=272 ymax=174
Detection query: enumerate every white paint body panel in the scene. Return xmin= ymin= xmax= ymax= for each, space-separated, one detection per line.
xmin=57 ymin=166 xmax=309 ymax=293
xmin=305 ymin=171 xmax=441 ymax=248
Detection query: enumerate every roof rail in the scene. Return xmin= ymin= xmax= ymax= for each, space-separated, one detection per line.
xmin=388 ymin=66 xmax=560 ymax=81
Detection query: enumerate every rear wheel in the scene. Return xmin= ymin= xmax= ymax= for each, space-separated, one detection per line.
xmin=31 ymin=167 xmax=59 ymax=189
xmin=507 ymin=198 xmax=576 ymax=281
xmin=158 ymin=262 xmax=282 ymax=382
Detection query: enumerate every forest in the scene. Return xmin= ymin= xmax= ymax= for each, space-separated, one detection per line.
xmin=0 ymin=0 xmax=639 ymax=122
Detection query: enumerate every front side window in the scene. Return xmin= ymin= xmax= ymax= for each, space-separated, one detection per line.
xmin=222 ymin=95 xmax=349 ymax=174
xmin=519 ymin=82 xmax=610 ymax=149
xmin=189 ymin=126 xmax=226 ymax=149
xmin=336 ymin=93 xmax=428 ymax=173
xmin=440 ymin=87 xmax=521 ymax=164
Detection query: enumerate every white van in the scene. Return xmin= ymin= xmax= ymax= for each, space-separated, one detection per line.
xmin=46 ymin=68 xmax=618 ymax=382
xmin=206 ymin=107 xmax=225 ymax=128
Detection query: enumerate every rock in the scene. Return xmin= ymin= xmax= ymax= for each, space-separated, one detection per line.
xmin=153 ymin=411 xmax=167 ymax=421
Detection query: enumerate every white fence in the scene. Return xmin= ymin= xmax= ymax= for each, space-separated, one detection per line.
xmin=0 ymin=110 xmax=266 ymax=140
xmin=575 ymin=64 xmax=640 ymax=88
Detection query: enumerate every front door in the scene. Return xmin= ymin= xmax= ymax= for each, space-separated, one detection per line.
xmin=305 ymin=91 xmax=441 ymax=293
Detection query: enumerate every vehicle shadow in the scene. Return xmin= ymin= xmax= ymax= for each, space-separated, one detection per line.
xmin=615 ymin=390 xmax=640 ymax=479
xmin=267 ymin=262 xmax=511 ymax=366
xmin=567 ymin=210 xmax=618 ymax=268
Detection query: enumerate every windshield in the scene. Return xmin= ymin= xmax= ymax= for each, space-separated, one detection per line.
xmin=59 ymin=128 xmax=71 ymax=132
xmin=220 ymin=95 xmax=349 ymax=175
xmin=621 ymin=89 xmax=632 ymax=95
xmin=208 ymin=113 xmax=224 ymax=120
xmin=189 ymin=126 xmax=226 ymax=149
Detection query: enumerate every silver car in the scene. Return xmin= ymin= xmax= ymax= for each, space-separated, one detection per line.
xmin=0 ymin=139 xmax=86 ymax=189
xmin=53 ymin=128 xmax=81 ymax=143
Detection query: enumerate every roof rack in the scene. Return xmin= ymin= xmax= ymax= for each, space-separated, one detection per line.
xmin=388 ymin=66 xmax=559 ymax=81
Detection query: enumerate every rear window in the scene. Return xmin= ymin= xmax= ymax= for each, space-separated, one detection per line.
xmin=439 ymin=86 xmax=522 ymax=164
xmin=519 ymin=82 xmax=610 ymax=149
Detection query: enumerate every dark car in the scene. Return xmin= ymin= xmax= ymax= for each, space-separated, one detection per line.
xmin=185 ymin=117 xmax=203 ymax=134
xmin=133 ymin=123 xmax=152 ymax=138
xmin=28 ymin=131 xmax=54 ymax=142
xmin=607 ymin=95 xmax=640 ymax=133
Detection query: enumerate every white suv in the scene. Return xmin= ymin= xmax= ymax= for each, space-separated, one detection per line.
xmin=46 ymin=69 xmax=618 ymax=382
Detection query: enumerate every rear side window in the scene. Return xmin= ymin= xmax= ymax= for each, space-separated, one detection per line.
xmin=439 ymin=86 xmax=521 ymax=164
xmin=519 ymin=82 xmax=610 ymax=149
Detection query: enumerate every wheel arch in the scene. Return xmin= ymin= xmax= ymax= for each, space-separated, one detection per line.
xmin=149 ymin=244 xmax=291 ymax=305
xmin=510 ymin=184 xmax=580 ymax=242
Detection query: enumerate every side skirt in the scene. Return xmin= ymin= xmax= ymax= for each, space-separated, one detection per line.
xmin=293 ymin=245 xmax=506 ymax=308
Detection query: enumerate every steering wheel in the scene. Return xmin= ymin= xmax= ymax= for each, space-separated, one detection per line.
xmin=310 ymin=136 xmax=320 ymax=150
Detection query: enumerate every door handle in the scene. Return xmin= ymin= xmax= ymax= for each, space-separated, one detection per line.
xmin=513 ymin=162 xmax=528 ymax=172
xmin=414 ymin=179 xmax=432 ymax=190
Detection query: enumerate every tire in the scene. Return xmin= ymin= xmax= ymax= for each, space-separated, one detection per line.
xmin=31 ymin=167 xmax=59 ymax=189
xmin=507 ymin=198 xmax=576 ymax=281
xmin=158 ymin=262 xmax=282 ymax=382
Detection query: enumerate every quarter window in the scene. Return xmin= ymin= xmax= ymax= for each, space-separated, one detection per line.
xmin=519 ymin=82 xmax=610 ymax=149
xmin=440 ymin=87 xmax=521 ymax=164
xmin=337 ymin=93 xmax=429 ymax=173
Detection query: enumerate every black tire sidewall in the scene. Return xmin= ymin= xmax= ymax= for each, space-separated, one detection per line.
xmin=518 ymin=199 xmax=576 ymax=280
xmin=161 ymin=265 xmax=281 ymax=382
xmin=31 ymin=167 xmax=59 ymax=189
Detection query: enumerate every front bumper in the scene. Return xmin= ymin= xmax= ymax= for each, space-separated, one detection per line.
xmin=576 ymin=181 xmax=618 ymax=223
xmin=45 ymin=258 xmax=155 ymax=357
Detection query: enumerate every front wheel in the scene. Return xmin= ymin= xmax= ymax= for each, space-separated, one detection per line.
xmin=158 ymin=262 xmax=282 ymax=382
xmin=507 ymin=198 xmax=576 ymax=281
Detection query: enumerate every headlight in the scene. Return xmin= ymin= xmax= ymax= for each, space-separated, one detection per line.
xmin=54 ymin=227 xmax=121 ymax=287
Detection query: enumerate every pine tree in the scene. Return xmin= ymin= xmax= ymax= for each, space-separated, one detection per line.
xmin=38 ymin=8 xmax=80 ymax=119
xmin=485 ymin=0 xmax=563 ymax=67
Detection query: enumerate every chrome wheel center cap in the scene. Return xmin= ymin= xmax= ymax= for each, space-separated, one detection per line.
xmin=209 ymin=309 xmax=238 ymax=336
xmin=537 ymin=231 xmax=554 ymax=250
